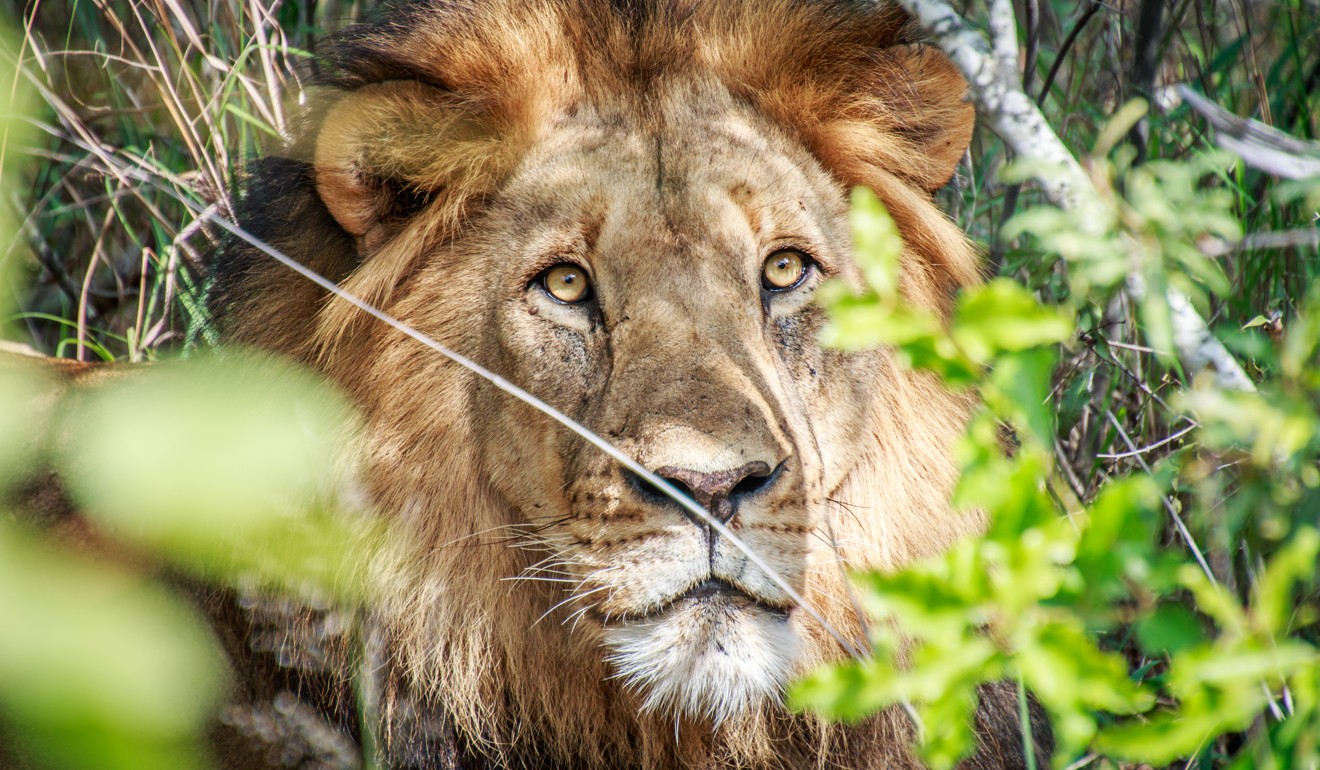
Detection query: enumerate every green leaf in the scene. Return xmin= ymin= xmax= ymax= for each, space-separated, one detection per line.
xmin=1178 ymin=565 xmax=1247 ymax=634
xmin=222 ymin=102 xmax=280 ymax=138
xmin=982 ymin=452 xmax=1057 ymax=542
xmin=850 ymin=186 xmax=903 ymax=296
xmin=821 ymin=300 xmax=943 ymax=351
xmin=913 ymin=684 xmax=981 ymax=770
xmin=0 ymin=523 xmax=225 ymax=770
xmin=1097 ymin=708 xmax=1242 ymax=765
xmin=1137 ymin=603 xmax=1205 ymax=656
xmin=1073 ymin=477 xmax=1160 ymax=603
xmin=951 ymin=279 xmax=1072 ymax=365
xmin=1253 ymin=528 xmax=1320 ymax=636
xmin=788 ymin=657 xmax=894 ymax=722
xmin=988 ymin=347 xmax=1059 ymax=447
xmin=54 ymin=351 xmax=383 ymax=600
xmin=1178 ymin=388 xmax=1317 ymax=466
xmin=1093 ymin=98 xmax=1149 ymax=158
xmin=1172 ymin=643 xmax=1316 ymax=692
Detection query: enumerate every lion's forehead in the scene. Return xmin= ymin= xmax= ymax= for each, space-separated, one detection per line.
xmin=505 ymin=88 xmax=851 ymax=285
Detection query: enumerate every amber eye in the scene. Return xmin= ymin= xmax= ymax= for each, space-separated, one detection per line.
xmin=762 ymin=250 xmax=810 ymax=291
xmin=539 ymin=263 xmax=592 ymax=304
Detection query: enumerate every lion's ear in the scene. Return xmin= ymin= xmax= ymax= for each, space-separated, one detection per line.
xmin=313 ymin=81 xmax=512 ymax=254
xmin=875 ymin=44 xmax=974 ymax=192
xmin=799 ymin=42 xmax=974 ymax=196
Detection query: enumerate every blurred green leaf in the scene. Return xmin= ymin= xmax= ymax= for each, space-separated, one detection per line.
xmin=988 ymin=348 xmax=1059 ymax=446
xmin=850 ymin=186 xmax=903 ymax=296
xmin=54 ymin=351 xmax=384 ymax=600
xmin=951 ymin=279 xmax=1072 ymax=365
xmin=1178 ymin=387 xmax=1317 ymax=466
xmin=0 ymin=522 xmax=226 ymax=770
xmin=1253 ymin=528 xmax=1320 ymax=636
xmin=1137 ymin=603 xmax=1204 ymax=656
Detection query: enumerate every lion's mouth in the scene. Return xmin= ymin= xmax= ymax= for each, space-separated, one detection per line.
xmin=604 ymin=577 xmax=792 ymax=624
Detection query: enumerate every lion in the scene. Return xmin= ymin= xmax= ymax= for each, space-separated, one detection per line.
xmin=203 ymin=0 xmax=1050 ymax=767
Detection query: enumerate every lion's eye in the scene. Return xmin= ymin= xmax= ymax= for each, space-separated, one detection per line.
xmin=761 ymin=250 xmax=810 ymax=291
xmin=539 ymin=263 xmax=592 ymax=304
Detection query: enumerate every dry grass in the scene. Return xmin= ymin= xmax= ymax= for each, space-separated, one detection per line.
xmin=5 ymin=0 xmax=362 ymax=359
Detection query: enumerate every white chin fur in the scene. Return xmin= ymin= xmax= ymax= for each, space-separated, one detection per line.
xmin=603 ymin=599 xmax=798 ymax=724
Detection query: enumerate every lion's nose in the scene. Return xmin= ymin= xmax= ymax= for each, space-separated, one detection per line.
xmin=625 ymin=460 xmax=782 ymax=525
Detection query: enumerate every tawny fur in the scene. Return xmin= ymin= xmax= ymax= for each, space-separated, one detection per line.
xmin=212 ymin=1 xmax=1044 ymax=768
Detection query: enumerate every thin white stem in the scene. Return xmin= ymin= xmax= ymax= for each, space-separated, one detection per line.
xmin=1096 ymin=423 xmax=1197 ymax=460
xmin=1104 ymin=411 xmax=1214 ymax=581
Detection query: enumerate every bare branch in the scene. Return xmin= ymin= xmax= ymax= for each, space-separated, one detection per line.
xmin=1175 ymin=85 xmax=1320 ymax=180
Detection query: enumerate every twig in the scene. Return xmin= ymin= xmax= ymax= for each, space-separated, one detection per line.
xmin=1199 ymin=228 xmax=1320 ymax=259
xmin=1103 ymin=411 xmax=1214 ymax=581
xmin=1038 ymin=1 xmax=1102 ymax=106
xmin=1021 ymin=0 xmax=1039 ymax=95
xmin=1096 ymin=422 xmax=1196 ymax=460
xmin=894 ymin=0 xmax=1257 ymax=393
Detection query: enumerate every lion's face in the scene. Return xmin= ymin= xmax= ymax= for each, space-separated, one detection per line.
xmin=219 ymin=0 xmax=986 ymax=764
xmin=470 ymin=84 xmax=862 ymax=719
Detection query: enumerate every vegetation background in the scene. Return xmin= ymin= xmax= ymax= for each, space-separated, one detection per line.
xmin=0 ymin=0 xmax=1317 ymax=768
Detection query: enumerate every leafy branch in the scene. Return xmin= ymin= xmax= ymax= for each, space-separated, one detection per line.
xmin=895 ymin=0 xmax=1256 ymax=393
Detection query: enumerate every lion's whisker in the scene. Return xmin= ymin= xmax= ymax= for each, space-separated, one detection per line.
xmin=581 ymin=565 xmax=622 ymax=580
xmin=816 ymin=499 xmax=875 ymax=643
xmin=827 ymin=496 xmax=871 ymax=533
xmin=533 ymin=584 xmax=611 ymax=627
xmin=564 ymin=603 xmax=596 ymax=631
xmin=433 ymin=522 xmax=544 ymax=551
xmin=538 ymin=566 xmax=582 ymax=579
xmin=520 ymin=556 xmax=578 ymax=576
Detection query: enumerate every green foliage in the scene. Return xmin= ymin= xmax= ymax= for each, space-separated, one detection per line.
xmin=56 ymin=353 xmax=386 ymax=598
xmin=0 ymin=351 xmax=383 ymax=767
xmin=0 ymin=6 xmax=392 ymax=768
xmin=795 ymin=171 xmax=1320 ymax=768
xmin=1005 ymin=149 xmax=1241 ymax=360
xmin=809 ymin=19 xmax=1320 ymax=764
xmin=825 ymin=190 xmax=1071 ymax=390
xmin=0 ymin=523 xmax=226 ymax=770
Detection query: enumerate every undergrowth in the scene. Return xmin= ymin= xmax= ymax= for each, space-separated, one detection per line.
xmin=1 ymin=0 xmax=1318 ymax=768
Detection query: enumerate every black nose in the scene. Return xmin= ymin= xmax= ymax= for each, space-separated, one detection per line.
xmin=624 ymin=460 xmax=782 ymax=524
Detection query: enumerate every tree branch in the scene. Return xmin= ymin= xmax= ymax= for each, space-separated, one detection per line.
xmin=896 ymin=0 xmax=1256 ymax=393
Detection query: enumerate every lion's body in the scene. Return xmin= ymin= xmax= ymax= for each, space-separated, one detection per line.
xmin=210 ymin=1 xmax=1045 ymax=767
